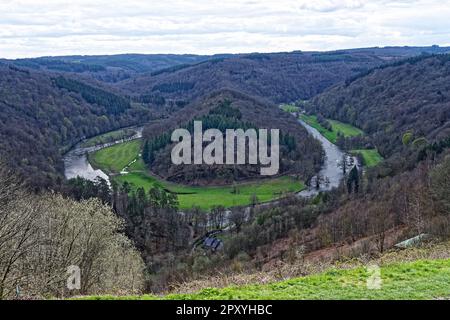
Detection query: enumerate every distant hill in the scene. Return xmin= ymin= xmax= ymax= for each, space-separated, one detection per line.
xmin=0 ymin=53 xmax=232 ymax=83
xmin=308 ymin=54 xmax=450 ymax=161
xmin=117 ymin=46 xmax=450 ymax=104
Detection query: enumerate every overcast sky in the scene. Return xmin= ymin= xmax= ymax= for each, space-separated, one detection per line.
xmin=1 ymin=0 xmax=450 ymax=58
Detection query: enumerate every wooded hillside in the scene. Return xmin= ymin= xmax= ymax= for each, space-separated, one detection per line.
xmin=0 ymin=65 xmax=156 ymax=188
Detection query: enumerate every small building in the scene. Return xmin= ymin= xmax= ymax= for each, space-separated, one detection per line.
xmin=202 ymin=237 xmax=223 ymax=252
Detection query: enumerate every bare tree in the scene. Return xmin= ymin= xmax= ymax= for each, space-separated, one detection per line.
xmin=229 ymin=209 xmax=246 ymax=233
xmin=0 ymin=167 xmax=145 ymax=299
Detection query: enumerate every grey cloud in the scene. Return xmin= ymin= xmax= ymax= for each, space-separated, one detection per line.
xmin=0 ymin=0 xmax=449 ymax=58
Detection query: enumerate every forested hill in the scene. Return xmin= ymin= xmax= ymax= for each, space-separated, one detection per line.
xmin=0 ymin=65 xmax=156 ymax=188
xmin=116 ymin=46 xmax=450 ymax=104
xmin=308 ymin=54 xmax=450 ymax=162
xmin=141 ymin=89 xmax=323 ymax=184
xmin=0 ymin=53 xmax=232 ymax=83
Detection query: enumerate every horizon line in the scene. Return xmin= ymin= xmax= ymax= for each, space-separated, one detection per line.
xmin=2 ymin=44 xmax=450 ymax=60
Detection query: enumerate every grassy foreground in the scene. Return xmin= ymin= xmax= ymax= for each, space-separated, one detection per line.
xmin=79 ymin=258 xmax=450 ymax=300
xmin=298 ymin=113 xmax=383 ymax=167
xmin=90 ymin=140 xmax=304 ymax=210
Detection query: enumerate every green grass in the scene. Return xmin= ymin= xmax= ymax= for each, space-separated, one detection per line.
xmin=280 ymin=104 xmax=299 ymax=113
xmin=91 ymin=139 xmax=304 ymax=210
xmin=89 ymin=140 xmax=142 ymax=173
xmin=115 ymin=172 xmax=303 ymax=210
xmin=300 ymin=114 xmax=362 ymax=144
xmin=79 ymin=258 xmax=450 ymax=300
xmin=297 ymin=114 xmax=381 ymax=167
xmin=329 ymin=119 xmax=363 ymax=138
xmin=351 ymin=149 xmax=383 ymax=167
xmin=80 ymin=128 xmax=136 ymax=148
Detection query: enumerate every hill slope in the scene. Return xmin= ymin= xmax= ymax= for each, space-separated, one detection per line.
xmin=1 ymin=54 xmax=229 ymax=83
xmin=117 ymin=46 xmax=450 ymax=104
xmin=166 ymin=258 xmax=450 ymax=300
xmin=0 ymin=65 xmax=155 ymax=188
xmin=308 ymin=54 xmax=450 ymax=160
xmin=81 ymin=258 xmax=450 ymax=300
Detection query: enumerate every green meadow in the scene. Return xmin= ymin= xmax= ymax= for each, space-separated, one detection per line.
xmin=280 ymin=103 xmax=300 ymax=113
xmin=89 ymin=139 xmax=142 ymax=173
xmin=300 ymin=114 xmax=363 ymax=144
xmin=79 ymin=258 xmax=450 ymax=300
xmin=115 ymin=172 xmax=303 ymax=210
xmin=80 ymin=128 xmax=136 ymax=148
xmin=351 ymin=149 xmax=383 ymax=167
xmin=91 ymin=140 xmax=304 ymax=210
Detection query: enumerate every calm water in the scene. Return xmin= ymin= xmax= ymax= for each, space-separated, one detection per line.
xmin=297 ymin=118 xmax=358 ymax=197
xmin=63 ymin=127 xmax=143 ymax=184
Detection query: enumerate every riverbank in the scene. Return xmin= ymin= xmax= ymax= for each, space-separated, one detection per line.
xmin=63 ymin=126 xmax=143 ymax=184
xmin=298 ymin=113 xmax=383 ymax=167
xmin=89 ymin=138 xmax=305 ymax=210
xmin=64 ymin=113 xmax=355 ymax=210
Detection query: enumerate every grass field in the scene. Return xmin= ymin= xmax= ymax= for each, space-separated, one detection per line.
xmin=280 ymin=103 xmax=299 ymax=113
xmin=89 ymin=139 xmax=142 ymax=173
xmin=91 ymin=140 xmax=304 ymax=210
xmin=300 ymin=114 xmax=363 ymax=144
xmin=351 ymin=149 xmax=383 ymax=167
xmin=115 ymin=172 xmax=303 ymax=210
xmin=329 ymin=119 xmax=363 ymax=138
xmin=80 ymin=258 xmax=450 ymax=300
xmin=80 ymin=128 xmax=136 ymax=148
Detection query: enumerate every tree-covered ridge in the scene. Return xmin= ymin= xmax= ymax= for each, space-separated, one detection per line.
xmin=9 ymin=58 xmax=106 ymax=73
xmin=117 ymin=47 xmax=450 ymax=105
xmin=54 ymin=76 xmax=131 ymax=115
xmin=118 ymin=51 xmax=384 ymax=104
xmin=308 ymin=54 xmax=450 ymax=175
xmin=143 ymin=100 xmax=257 ymax=165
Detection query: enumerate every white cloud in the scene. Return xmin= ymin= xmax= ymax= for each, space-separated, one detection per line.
xmin=0 ymin=0 xmax=449 ymax=58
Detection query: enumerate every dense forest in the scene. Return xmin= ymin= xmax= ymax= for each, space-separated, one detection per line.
xmin=117 ymin=47 xmax=450 ymax=104
xmin=0 ymin=54 xmax=232 ymax=83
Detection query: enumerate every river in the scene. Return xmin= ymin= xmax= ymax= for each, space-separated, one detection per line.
xmin=63 ymin=120 xmax=356 ymax=198
xmin=63 ymin=127 xmax=143 ymax=184
xmin=297 ymin=118 xmax=358 ymax=197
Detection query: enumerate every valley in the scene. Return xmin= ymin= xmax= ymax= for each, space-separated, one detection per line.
xmin=90 ymin=137 xmax=304 ymax=210
xmin=2 ymin=46 xmax=450 ymax=300
xmin=64 ymin=106 xmax=364 ymax=210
